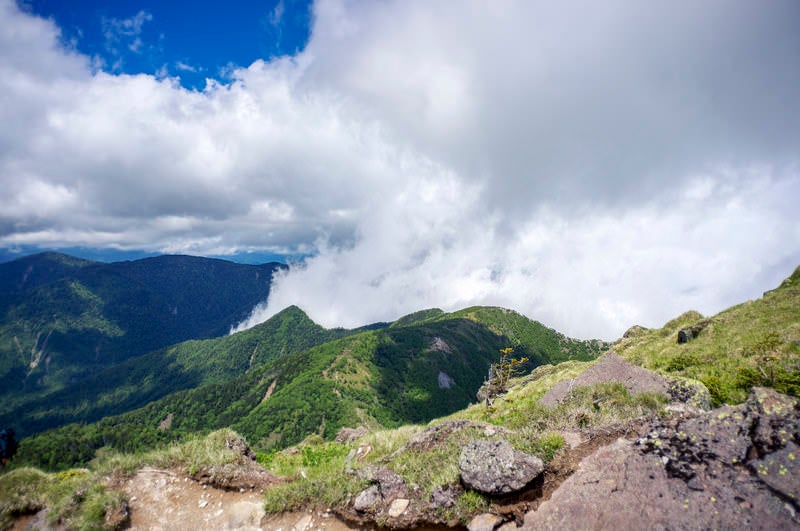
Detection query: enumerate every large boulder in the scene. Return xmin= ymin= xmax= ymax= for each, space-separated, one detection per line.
xmin=522 ymin=387 xmax=800 ymax=529
xmin=459 ymin=440 xmax=543 ymax=495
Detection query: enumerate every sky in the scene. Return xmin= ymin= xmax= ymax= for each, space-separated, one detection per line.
xmin=1 ymin=0 xmax=799 ymax=340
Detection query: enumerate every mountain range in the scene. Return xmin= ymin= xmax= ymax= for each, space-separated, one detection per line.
xmin=0 ymin=252 xmax=798 ymax=529
xmin=0 ymin=253 xmax=284 ymax=432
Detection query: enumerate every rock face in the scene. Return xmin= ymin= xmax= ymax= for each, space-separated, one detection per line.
xmin=192 ymin=434 xmax=283 ymax=490
xmin=353 ymin=465 xmax=408 ymax=513
xmin=522 ymin=387 xmax=800 ymax=529
xmin=459 ymin=440 xmax=544 ymax=495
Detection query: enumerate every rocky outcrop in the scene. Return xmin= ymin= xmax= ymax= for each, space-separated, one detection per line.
xmin=191 ymin=434 xmax=283 ymax=490
xmin=395 ymin=420 xmax=509 ymax=456
xmin=521 ymin=387 xmax=800 ymax=529
xmin=538 ymin=351 xmax=711 ymax=411
xmin=539 ymin=352 xmax=671 ymax=407
xmin=677 ymin=320 xmax=710 ymax=344
xmin=458 ymin=440 xmax=544 ymax=495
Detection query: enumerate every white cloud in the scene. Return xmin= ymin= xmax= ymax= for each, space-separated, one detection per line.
xmin=2 ymin=0 xmax=800 ymax=339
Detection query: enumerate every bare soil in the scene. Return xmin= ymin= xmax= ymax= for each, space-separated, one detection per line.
xmin=120 ymin=467 xmax=359 ymax=530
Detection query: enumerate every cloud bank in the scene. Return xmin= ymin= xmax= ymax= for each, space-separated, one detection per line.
xmin=2 ymin=0 xmax=800 ymax=338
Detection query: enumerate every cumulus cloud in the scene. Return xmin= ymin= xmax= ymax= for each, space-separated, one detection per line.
xmin=2 ymin=0 xmax=800 ymax=339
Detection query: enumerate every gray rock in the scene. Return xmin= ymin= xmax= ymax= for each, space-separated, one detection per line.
xmin=353 ymin=465 xmax=408 ymax=513
xmin=467 ymin=513 xmax=503 ymax=531
xmin=429 ymin=484 xmax=461 ymax=509
xmin=750 ymin=441 xmax=800 ymax=501
xmin=459 ymin=439 xmax=543 ymax=495
xmin=353 ymin=485 xmax=382 ymax=512
xmin=358 ymin=465 xmax=407 ymax=500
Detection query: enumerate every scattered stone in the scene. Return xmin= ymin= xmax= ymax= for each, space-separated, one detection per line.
xmin=387 ymin=498 xmax=410 ymax=517
xmin=353 ymin=466 xmax=408 ymax=514
xmin=335 ymin=426 xmax=368 ymax=443
xmin=467 ymin=512 xmax=503 ymax=531
xmin=198 ymin=500 xmax=208 ymax=508
xmin=459 ymin=439 xmax=543 ymax=495
xmin=429 ymin=484 xmax=461 ymax=509
xmin=354 ymin=485 xmax=382 ymax=512
xmin=358 ymin=465 xmax=407 ymax=500
xmin=539 ymin=351 xmax=670 ymax=408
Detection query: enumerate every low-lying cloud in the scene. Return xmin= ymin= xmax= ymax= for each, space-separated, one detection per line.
xmin=2 ymin=0 xmax=800 ymax=339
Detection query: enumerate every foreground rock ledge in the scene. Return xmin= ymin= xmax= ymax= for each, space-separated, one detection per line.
xmin=522 ymin=387 xmax=800 ymax=530
xmin=459 ymin=439 xmax=544 ymax=495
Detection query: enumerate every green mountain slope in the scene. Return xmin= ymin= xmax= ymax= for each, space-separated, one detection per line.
xmin=1 ymin=306 xmax=349 ymax=438
xmin=615 ymin=265 xmax=800 ymax=405
xmin=439 ymin=306 xmax=608 ymax=365
xmin=0 ymin=252 xmax=94 ymax=295
xmin=0 ymin=253 xmax=284 ymax=415
xmin=15 ymin=307 xmax=606 ymax=470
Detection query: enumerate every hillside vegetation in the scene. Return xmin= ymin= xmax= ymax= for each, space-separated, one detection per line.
xmin=0 ymin=253 xmax=284 ymax=428
xmin=13 ymin=307 xmax=606 ymax=470
xmin=3 ymin=306 xmax=351 ymax=438
xmin=615 ymin=265 xmax=800 ymax=405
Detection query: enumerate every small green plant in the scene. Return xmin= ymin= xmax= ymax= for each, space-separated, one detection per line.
xmin=300 ymin=442 xmax=349 ymax=467
xmin=484 ymin=347 xmax=529 ymax=408
xmin=455 ymin=490 xmax=489 ymax=523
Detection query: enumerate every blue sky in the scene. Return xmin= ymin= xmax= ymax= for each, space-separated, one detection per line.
xmin=2 ymin=0 xmax=800 ymax=338
xmin=22 ymin=0 xmax=312 ymax=89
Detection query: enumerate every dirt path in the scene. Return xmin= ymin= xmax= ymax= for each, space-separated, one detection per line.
xmin=121 ymin=467 xmax=360 ymax=530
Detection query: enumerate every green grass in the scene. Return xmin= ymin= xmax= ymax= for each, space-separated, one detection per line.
xmin=261 ymin=439 xmax=368 ymax=513
xmin=615 ymin=269 xmax=800 ymax=405
xmin=90 ymin=428 xmax=247 ymax=478
xmin=0 ymin=467 xmax=124 ymax=531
